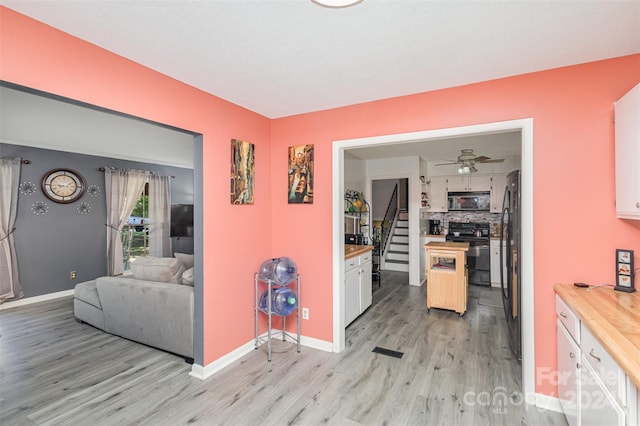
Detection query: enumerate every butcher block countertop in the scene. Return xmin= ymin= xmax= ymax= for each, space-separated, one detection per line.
xmin=424 ymin=241 xmax=470 ymax=251
xmin=554 ymin=283 xmax=640 ymax=388
xmin=344 ymin=244 xmax=374 ymax=260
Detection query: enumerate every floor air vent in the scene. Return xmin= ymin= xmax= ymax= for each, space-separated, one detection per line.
xmin=372 ymin=346 xmax=404 ymax=359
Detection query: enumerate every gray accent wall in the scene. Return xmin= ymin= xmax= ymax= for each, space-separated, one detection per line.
xmin=0 ymin=142 xmax=194 ymax=298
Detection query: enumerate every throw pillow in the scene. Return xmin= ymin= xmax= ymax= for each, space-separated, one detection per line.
xmin=181 ymin=267 xmax=194 ymax=286
xmin=174 ymin=252 xmax=194 ymax=269
xmin=131 ymin=256 xmax=185 ymax=284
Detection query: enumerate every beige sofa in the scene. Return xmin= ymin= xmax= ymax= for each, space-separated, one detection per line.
xmin=73 ymin=255 xmax=194 ymax=359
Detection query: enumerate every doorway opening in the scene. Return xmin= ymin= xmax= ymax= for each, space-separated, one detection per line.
xmin=332 ymin=118 xmax=534 ymax=399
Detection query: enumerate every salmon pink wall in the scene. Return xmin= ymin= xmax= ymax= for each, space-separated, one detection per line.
xmin=0 ymin=6 xmax=272 ymax=365
xmin=271 ymin=55 xmax=640 ymax=395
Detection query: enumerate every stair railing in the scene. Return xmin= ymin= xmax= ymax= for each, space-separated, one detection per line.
xmin=380 ymin=185 xmax=398 ymax=254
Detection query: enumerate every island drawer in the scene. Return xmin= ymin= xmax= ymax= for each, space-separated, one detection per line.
xmin=556 ymin=295 xmax=580 ymax=343
xmin=581 ymin=323 xmax=626 ymax=405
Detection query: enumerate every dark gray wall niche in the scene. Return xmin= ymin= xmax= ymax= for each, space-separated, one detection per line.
xmin=0 ymin=143 xmax=194 ymax=298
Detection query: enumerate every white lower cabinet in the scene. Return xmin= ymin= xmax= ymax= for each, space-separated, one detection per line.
xmin=580 ymin=358 xmax=625 ymax=426
xmin=556 ymin=295 xmax=639 ymax=425
xmin=345 ymin=250 xmax=373 ymax=326
xmin=557 ymin=320 xmax=580 ymax=426
xmin=345 ymin=261 xmax=360 ymax=325
xmin=490 ymin=239 xmax=507 ymax=287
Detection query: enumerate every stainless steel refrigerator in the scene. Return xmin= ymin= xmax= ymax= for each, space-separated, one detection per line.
xmin=500 ymin=170 xmax=521 ymax=360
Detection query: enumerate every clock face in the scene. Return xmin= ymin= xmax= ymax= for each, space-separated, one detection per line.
xmin=42 ymin=169 xmax=85 ymax=203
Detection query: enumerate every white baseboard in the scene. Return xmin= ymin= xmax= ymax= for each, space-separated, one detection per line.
xmin=0 ymin=289 xmax=74 ymax=310
xmin=534 ymin=393 xmax=563 ymax=413
xmin=190 ymin=339 xmax=257 ymax=380
xmin=190 ymin=330 xmax=333 ymax=380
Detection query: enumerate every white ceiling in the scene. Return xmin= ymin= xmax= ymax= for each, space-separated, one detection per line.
xmin=345 ymin=130 xmax=522 ymax=165
xmin=2 ymin=0 xmax=639 ymax=120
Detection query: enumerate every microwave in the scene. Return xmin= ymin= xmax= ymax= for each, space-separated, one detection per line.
xmin=447 ymin=191 xmax=490 ymax=211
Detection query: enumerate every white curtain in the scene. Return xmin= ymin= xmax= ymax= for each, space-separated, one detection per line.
xmin=104 ymin=168 xmax=147 ymax=276
xmin=148 ymin=173 xmax=171 ymax=257
xmin=0 ymin=157 xmax=23 ymax=303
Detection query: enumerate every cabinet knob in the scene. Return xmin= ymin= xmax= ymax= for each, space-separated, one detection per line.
xmin=589 ymin=349 xmax=601 ymax=363
xmin=569 ymin=352 xmax=576 ymax=359
xmin=636 ymin=201 xmax=640 ymax=208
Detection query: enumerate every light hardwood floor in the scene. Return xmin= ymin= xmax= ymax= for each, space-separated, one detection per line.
xmin=0 ymin=272 xmax=567 ymax=425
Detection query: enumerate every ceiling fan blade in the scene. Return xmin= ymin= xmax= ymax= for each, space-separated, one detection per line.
xmin=472 ymin=155 xmax=490 ymax=162
xmin=435 ymin=162 xmax=460 ymax=166
xmin=477 ymin=158 xmax=505 ymax=163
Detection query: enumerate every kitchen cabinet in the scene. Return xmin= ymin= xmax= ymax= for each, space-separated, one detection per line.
xmin=344 ymin=248 xmax=373 ymax=326
xmin=447 ymin=174 xmax=492 ymax=192
xmin=490 ymin=173 xmax=508 ymax=213
xmin=425 ymin=242 xmax=469 ymax=315
xmin=427 ymin=176 xmax=448 ymax=212
xmin=557 ymin=319 xmax=580 ymax=426
xmin=489 ymin=239 xmax=507 ymax=287
xmin=614 ymin=83 xmax=640 ymax=220
xmin=555 ymin=290 xmax=639 ymax=426
xmin=580 ymin=323 xmax=626 ymax=426
xmin=579 ymin=360 xmax=625 ymax=426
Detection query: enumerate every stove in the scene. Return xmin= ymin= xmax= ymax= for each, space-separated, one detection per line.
xmin=446 ymin=222 xmax=491 ymax=286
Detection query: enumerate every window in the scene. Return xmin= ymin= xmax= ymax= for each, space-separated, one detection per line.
xmin=122 ymin=183 xmax=149 ymax=270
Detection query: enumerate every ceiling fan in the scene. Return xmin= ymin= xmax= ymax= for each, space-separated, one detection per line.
xmin=436 ymin=149 xmax=505 ymax=173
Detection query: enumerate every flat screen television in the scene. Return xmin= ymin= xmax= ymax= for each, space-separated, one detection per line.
xmin=170 ymin=204 xmax=194 ymax=237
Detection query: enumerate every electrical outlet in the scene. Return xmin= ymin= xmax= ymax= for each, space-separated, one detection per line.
xmin=302 ymin=308 xmax=309 ymax=320
xmin=70 ymin=271 xmax=77 ymax=280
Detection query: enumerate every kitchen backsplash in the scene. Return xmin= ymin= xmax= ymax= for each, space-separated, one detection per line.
xmin=425 ymin=211 xmax=502 ymax=235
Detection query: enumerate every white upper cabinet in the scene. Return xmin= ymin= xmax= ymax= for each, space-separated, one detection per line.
xmin=615 ymin=83 xmax=640 ymax=220
xmin=427 ymin=176 xmax=448 ymax=212
xmin=447 ymin=174 xmax=492 ymax=192
xmin=490 ymin=173 xmax=508 ymax=213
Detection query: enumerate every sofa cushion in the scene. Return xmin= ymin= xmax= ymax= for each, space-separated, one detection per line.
xmin=74 ymin=280 xmax=101 ymax=309
xmin=174 ymin=252 xmax=194 ymax=269
xmin=95 ymin=276 xmax=193 ymax=358
xmin=181 ymin=267 xmax=194 ymax=286
xmin=131 ymin=256 xmax=185 ymax=283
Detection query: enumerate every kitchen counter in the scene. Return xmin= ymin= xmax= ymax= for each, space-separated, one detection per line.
xmin=344 ymin=244 xmax=374 ymax=260
xmin=554 ymin=283 xmax=640 ymax=388
xmin=423 ymin=241 xmax=470 ymax=251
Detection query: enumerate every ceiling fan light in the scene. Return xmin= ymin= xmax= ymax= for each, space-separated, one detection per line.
xmin=311 ymin=0 xmax=363 ymax=8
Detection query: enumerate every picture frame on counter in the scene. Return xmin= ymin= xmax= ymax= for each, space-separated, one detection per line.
xmin=614 ymin=248 xmax=635 ymax=293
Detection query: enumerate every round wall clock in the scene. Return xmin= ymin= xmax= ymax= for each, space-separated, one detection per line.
xmin=41 ymin=168 xmax=86 ymax=204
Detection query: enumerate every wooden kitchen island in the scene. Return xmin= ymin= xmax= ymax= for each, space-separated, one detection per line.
xmin=425 ymin=241 xmax=470 ymax=316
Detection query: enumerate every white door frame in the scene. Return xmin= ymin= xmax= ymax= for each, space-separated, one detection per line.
xmin=332 ymin=118 xmax=535 ymax=399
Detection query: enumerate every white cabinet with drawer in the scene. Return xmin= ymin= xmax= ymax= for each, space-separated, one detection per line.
xmin=579 ymin=358 xmax=625 ymax=426
xmin=557 ymin=295 xmax=581 ymax=344
xmin=581 ymin=324 xmax=626 ymax=404
xmin=557 ymin=318 xmax=580 ymax=426
xmin=344 ymin=250 xmax=373 ymax=326
xmin=556 ymin=295 xmax=638 ymax=425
